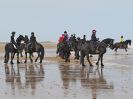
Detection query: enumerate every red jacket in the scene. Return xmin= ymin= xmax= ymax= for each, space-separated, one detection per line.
xmin=58 ymin=35 xmax=64 ymax=43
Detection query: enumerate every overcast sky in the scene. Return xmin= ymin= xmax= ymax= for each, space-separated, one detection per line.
xmin=0 ymin=0 xmax=133 ymax=42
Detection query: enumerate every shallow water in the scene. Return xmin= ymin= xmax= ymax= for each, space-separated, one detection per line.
xmin=0 ymin=48 xmax=133 ymax=99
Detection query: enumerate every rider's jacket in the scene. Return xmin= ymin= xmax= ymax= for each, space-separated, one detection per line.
xmin=30 ymin=35 xmax=36 ymax=43
xmin=120 ymin=38 xmax=124 ymax=43
xmin=58 ymin=35 xmax=65 ymax=43
xmin=91 ymin=34 xmax=98 ymax=42
xmin=10 ymin=35 xmax=17 ymax=48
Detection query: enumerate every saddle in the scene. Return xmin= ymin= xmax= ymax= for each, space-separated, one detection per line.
xmin=120 ymin=42 xmax=124 ymax=49
xmin=29 ymin=43 xmax=36 ymax=51
xmin=11 ymin=43 xmax=17 ymax=49
xmin=90 ymin=41 xmax=100 ymax=53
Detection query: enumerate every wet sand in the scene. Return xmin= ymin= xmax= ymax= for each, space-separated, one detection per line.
xmin=0 ymin=43 xmax=133 ymax=99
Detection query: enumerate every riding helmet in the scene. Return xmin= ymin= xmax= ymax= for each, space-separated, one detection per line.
xmin=64 ymin=31 xmax=67 ymax=33
xmin=12 ymin=32 xmax=16 ymax=35
xmin=92 ymin=30 xmax=96 ymax=33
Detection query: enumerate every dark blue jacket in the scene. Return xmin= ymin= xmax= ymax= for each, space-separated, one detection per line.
xmin=91 ymin=34 xmax=98 ymax=41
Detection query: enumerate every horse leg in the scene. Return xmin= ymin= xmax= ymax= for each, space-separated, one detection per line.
xmin=64 ymin=52 xmax=68 ymax=62
xmin=56 ymin=46 xmax=59 ymax=54
xmin=29 ymin=53 xmax=33 ymax=63
xmin=125 ymin=48 xmax=127 ymax=52
xmin=115 ymin=48 xmax=117 ymax=52
xmin=35 ymin=52 xmax=40 ymax=62
xmin=75 ymin=50 xmax=80 ymax=60
xmin=60 ymin=51 xmax=64 ymax=59
xmin=24 ymin=52 xmax=27 ymax=63
xmin=115 ymin=48 xmax=117 ymax=55
xmin=10 ymin=52 xmax=15 ymax=64
xmin=4 ymin=54 xmax=7 ymax=63
xmin=80 ymin=51 xmax=85 ymax=66
xmin=21 ymin=52 xmax=23 ymax=57
xmin=100 ymin=54 xmax=104 ymax=68
xmin=4 ymin=51 xmax=9 ymax=63
xmin=17 ymin=52 xmax=20 ymax=64
xmin=90 ymin=54 xmax=93 ymax=57
xmin=32 ymin=53 xmax=34 ymax=57
xmin=66 ymin=52 xmax=70 ymax=62
xmin=96 ymin=54 xmax=101 ymax=66
xmin=87 ymin=55 xmax=93 ymax=67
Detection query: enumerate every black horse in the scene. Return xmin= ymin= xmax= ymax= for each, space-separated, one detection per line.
xmin=18 ymin=35 xmax=30 ymax=57
xmin=69 ymin=37 xmax=93 ymax=60
xmin=80 ymin=38 xmax=114 ymax=68
xmin=113 ymin=39 xmax=132 ymax=53
xmin=4 ymin=35 xmax=25 ymax=64
xmin=18 ymin=43 xmax=26 ymax=57
xmin=69 ymin=36 xmax=81 ymax=59
xmin=24 ymin=41 xmax=45 ymax=63
xmin=56 ymin=41 xmax=71 ymax=62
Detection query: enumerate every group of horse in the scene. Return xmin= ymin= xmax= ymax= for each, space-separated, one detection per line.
xmin=4 ymin=35 xmax=44 ymax=64
xmin=57 ymin=36 xmax=132 ymax=68
xmin=4 ymin=34 xmax=132 ymax=69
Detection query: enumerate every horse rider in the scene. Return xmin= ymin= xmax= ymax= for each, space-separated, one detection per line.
xmin=82 ymin=35 xmax=86 ymax=44
xmin=30 ymin=32 xmax=37 ymax=50
xmin=10 ymin=31 xmax=17 ymax=49
xmin=24 ymin=35 xmax=29 ymax=44
xmin=63 ymin=31 xmax=69 ymax=42
xmin=120 ymin=35 xmax=124 ymax=48
xmin=69 ymin=34 xmax=74 ymax=42
xmin=91 ymin=30 xmax=99 ymax=52
xmin=91 ymin=30 xmax=98 ymax=42
xmin=58 ymin=34 xmax=65 ymax=44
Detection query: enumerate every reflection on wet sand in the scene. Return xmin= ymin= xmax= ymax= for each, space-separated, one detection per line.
xmin=4 ymin=63 xmax=45 ymax=95
xmin=81 ymin=67 xmax=114 ymax=99
xmin=5 ymin=64 xmax=21 ymax=95
xmin=25 ymin=64 xmax=44 ymax=90
xmin=59 ymin=63 xmax=114 ymax=99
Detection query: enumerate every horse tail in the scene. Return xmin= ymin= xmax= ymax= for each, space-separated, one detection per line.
xmin=80 ymin=50 xmax=85 ymax=65
xmin=4 ymin=44 xmax=10 ymax=63
xmin=40 ymin=46 xmax=45 ymax=62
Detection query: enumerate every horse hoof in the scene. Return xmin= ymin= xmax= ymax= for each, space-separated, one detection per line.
xmin=4 ymin=62 xmax=8 ymax=64
xmin=10 ymin=62 xmax=14 ymax=64
xmin=4 ymin=60 xmax=7 ymax=63
xmin=82 ymin=64 xmax=86 ymax=67
xmin=101 ymin=64 xmax=104 ymax=68
xmin=90 ymin=64 xmax=93 ymax=67
xmin=90 ymin=55 xmax=93 ymax=57
xmin=24 ymin=61 xmax=27 ymax=63
xmin=35 ymin=60 xmax=37 ymax=62
xmin=96 ymin=62 xmax=99 ymax=65
xmin=17 ymin=61 xmax=20 ymax=64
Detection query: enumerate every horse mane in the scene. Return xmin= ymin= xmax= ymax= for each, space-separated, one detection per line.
xmin=125 ymin=39 xmax=131 ymax=42
xmin=124 ymin=39 xmax=132 ymax=45
xmin=16 ymin=35 xmax=25 ymax=43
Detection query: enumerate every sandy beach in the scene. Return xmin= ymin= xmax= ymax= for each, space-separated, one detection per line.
xmin=0 ymin=42 xmax=133 ymax=99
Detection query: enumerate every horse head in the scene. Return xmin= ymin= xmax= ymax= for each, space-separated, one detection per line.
xmin=102 ymin=38 xmax=114 ymax=49
xmin=16 ymin=35 xmax=25 ymax=43
xmin=125 ymin=40 xmax=132 ymax=46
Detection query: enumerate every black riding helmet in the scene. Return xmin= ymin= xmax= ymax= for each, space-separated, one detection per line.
xmin=121 ymin=35 xmax=123 ymax=38
xmin=12 ymin=32 xmax=16 ymax=35
xmin=64 ymin=31 xmax=67 ymax=33
xmin=31 ymin=32 xmax=34 ymax=35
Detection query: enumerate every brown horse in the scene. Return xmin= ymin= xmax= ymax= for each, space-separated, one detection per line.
xmin=113 ymin=40 xmax=132 ymax=53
